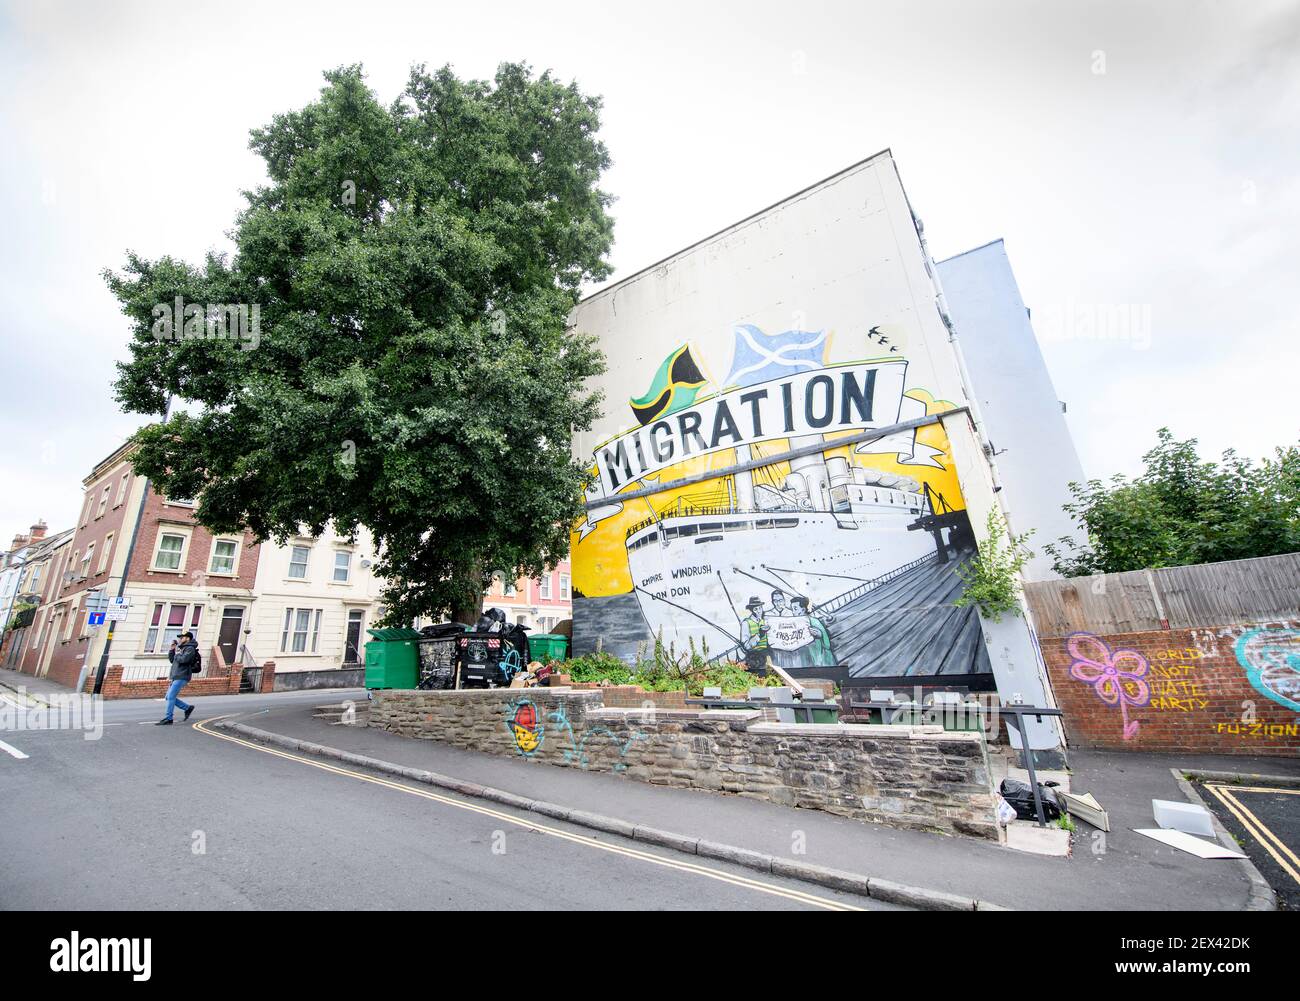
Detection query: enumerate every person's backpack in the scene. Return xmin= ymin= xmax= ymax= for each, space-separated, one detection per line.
xmin=176 ymin=643 xmax=200 ymax=674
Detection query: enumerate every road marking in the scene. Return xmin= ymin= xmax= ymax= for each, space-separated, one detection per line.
xmin=1209 ymin=785 xmax=1300 ymax=872
xmin=1204 ymin=783 xmax=1300 ymax=888
xmin=194 ymin=716 xmax=863 ymax=911
xmin=0 ymin=738 xmax=29 ymax=760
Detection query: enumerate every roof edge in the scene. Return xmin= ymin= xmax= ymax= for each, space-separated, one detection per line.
xmin=578 ymin=148 xmax=895 ymax=306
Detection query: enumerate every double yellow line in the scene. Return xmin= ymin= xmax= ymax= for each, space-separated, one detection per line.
xmin=195 ymin=716 xmax=863 ymax=911
xmin=1203 ymin=783 xmax=1300 ymax=888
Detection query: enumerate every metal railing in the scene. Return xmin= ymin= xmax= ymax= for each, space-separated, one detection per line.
xmin=119 ymin=664 xmax=169 ymax=683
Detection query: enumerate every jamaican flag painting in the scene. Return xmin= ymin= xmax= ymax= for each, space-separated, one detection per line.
xmin=629 ymin=344 xmax=708 ymax=425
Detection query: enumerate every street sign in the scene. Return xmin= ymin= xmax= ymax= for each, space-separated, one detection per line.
xmin=84 ymin=591 xmax=109 ymax=614
xmin=88 ymin=611 xmax=106 ymax=627
xmin=106 ymin=597 xmax=131 ymax=622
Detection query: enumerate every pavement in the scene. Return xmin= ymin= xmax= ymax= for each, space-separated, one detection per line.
xmin=4 ymin=663 xmax=1297 ymax=911
xmin=224 ymin=696 xmax=1300 ymax=911
xmin=0 ymin=672 xmax=891 ymax=911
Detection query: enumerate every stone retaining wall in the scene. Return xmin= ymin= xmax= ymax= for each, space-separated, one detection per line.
xmin=368 ymin=687 xmax=998 ymax=839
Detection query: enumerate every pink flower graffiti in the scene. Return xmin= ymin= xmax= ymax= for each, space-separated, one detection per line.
xmin=1067 ymin=632 xmax=1152 ymax=740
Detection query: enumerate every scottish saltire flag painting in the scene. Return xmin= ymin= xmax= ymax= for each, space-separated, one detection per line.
xmin=723 ymin=325 xmax=827 ymax=389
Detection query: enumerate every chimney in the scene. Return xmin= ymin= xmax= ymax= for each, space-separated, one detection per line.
xmin=29 ymin=519 xmax=47 ymax=541
xmin=9 ymin=532 xmax=30 ymax=552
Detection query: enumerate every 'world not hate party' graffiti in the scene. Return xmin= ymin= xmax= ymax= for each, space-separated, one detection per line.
xmin=1066 ymin=629 xmax=1300 ymax=741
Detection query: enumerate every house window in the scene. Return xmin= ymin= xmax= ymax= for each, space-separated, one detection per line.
xmin=210 ymin=539 xmax=239 ymax=575
xmin=96 ymin=484 xmax=111 ymax=518
xmin=280 ymin=607 xmax=321 ymax=653
xmin=332 ymin=551 xmax=351 ymax=583
xmin=505 ymin=580 xmax=517 ymax=597
xmin=288 ymin=546 xmax=310 ymax=579
xmin=143 ymin=602 xmax=203 ymax=653
xmin=64 ymin=601 xmax=78 ymax=640
xmin=539 ymin=574 xmax=551 ymax=600
xmin=28 ymin=564 xmax=41 ymax=595
xmin=81 ymin=496 xmax=92 ymax=526
xmin=115 ymin=472 xmax=130 ymax=506
xmin=98 ymin=535 xmax=113 ymax=574
xmin=559 ymin=573 xmax=570 ymax=600
xmin=69 ymin=551 xmax=79 ymax=580
xmin=154 ymin=533 xmax=186 ymax=571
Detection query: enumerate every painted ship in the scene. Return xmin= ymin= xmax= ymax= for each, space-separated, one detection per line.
xmin=624 ymin=445 xmax=948 ymax=659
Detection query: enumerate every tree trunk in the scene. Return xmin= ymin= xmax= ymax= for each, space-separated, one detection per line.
xmin=449 ymin=559 xmax=484 ymax=626
xmin=451 ymin=595 xmax=483 ymax=626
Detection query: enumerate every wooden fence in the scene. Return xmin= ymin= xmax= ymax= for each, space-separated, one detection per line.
xmin=1024 ymin=552 xmax=1300 ymax=638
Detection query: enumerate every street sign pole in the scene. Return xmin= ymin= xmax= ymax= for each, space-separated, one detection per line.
xmin=91 ymin=397 xmax=169 ymax=695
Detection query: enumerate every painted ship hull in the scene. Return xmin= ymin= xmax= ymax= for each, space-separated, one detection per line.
xmin=625 ymin=494 xmax=940 ymax=659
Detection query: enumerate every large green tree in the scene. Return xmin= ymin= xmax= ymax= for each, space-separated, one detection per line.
xmin=1045 ymin=428 xmax=1300 ymax=576
xmin=105 ymin=63 xmax=614 ymax=624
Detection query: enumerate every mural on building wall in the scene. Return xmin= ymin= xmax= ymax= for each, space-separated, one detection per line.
xmin=1235 ymin=627 xmax=1300 ymax=714
xmin=1066 ymin=632 xmax=1152 ymax=740
xmin=571 ymin=323 xmax=992 ymax=681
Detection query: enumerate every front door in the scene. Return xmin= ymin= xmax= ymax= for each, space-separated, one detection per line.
xmin=218 ymin=606 xmax=245 ymax=666
xmin=344 ymin=609 xmax=364 ymax=665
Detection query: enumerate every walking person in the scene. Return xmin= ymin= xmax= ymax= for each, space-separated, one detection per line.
xmin=157 ymin=630 xmax=200 ymax=725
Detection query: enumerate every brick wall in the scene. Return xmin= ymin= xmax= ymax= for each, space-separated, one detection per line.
xmin=1041 ymin=621 xmax=1300 ymax=756
xmin=368 ymin=688 xmax=998 ymax=838
xmin=126 ymin=493 xmax=260 ymax=588
xmin=88 ymin=662 xmax=244 ymax=698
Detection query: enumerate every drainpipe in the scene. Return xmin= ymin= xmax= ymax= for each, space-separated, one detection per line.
xmin=913 ymin=216 xmax=1014 ymax=526
xmin=915 ymin=218 xmax=1065 ymax=752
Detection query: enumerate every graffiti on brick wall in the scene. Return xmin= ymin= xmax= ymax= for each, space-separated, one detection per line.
xmin=506 ymin=699 xmax=543 ymax=755
xmin=504 ymin=697 xmax=646 ymax=768
xmin=547 ymin=703 xmax=646 ymax=771
xmin=1149 ymin=647 xmax=1209 ymax=713
xmin=1235 ymin=627 xmax=1300 ymax=715
xmin=1067 ymin=632 xmax=1151 ymax=740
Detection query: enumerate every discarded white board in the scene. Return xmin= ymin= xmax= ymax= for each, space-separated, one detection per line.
xmin=1058 ymin=790 xmax=1110 ymax=832
xmin=1152 ymin=799 xmax=1215 ymax=837
xmin=1134 ymin=828 xmax=1246 ymax=860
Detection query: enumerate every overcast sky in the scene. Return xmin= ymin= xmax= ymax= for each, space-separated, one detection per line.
xmin=1 ymin=0 xmax=1297 ymax=540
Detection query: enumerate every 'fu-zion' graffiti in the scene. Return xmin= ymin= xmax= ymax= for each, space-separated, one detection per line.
xmin=572 ymin=324 xmax=990 ymax=682
xmin=1235 ymin=627 xmax=1300 ymax=715
xmin=1067 ymin=632 xmax=1152 ymax=740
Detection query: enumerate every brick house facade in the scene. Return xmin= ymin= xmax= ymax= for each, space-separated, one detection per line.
xmin=486 ymin=559 xmax=573 ymax=634
xmin=24 ymin=443 xmax=263 ymax=692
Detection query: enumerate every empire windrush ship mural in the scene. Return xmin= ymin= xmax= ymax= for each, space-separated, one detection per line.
xmin=569 ymin=152 xmax=998 ymax=687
